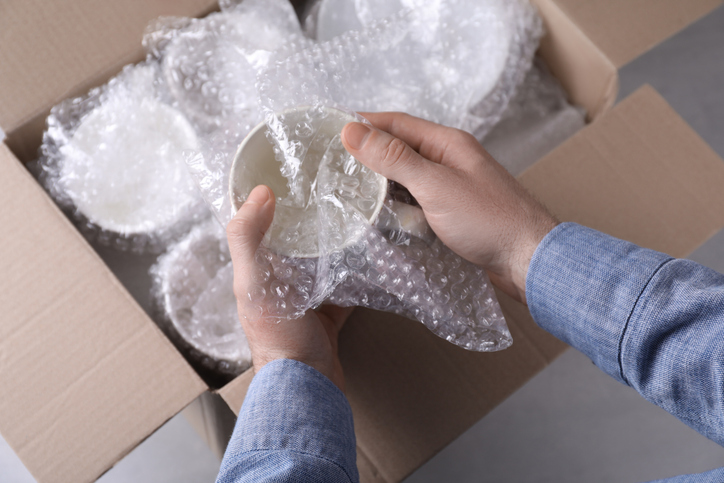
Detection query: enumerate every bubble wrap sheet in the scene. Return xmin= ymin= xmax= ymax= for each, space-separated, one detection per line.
xmin=149 ymin=0 xmax=543 ymax=351
xmin=36 ymin=62 xmax=207 ymax=253
xmin=248 ymin=111 xmax=510 ymax=350
xmin=151 ymin=219 xmax=251 ymax=384
xmin=145 ymin=0 xmax=304 ymax=132
xmin=301 ymin=0 xmax=543 ymax=139
xmin=144 ymin=0 xmax=308 ymax=220
xmin=165 ymin=0 xmax=544 ymax=225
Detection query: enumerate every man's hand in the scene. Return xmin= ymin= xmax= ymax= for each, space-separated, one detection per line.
xmin=342 ymin=112 xmax=558 ymax=304
xmin=226 ymin=185 xmax=351 ymax=390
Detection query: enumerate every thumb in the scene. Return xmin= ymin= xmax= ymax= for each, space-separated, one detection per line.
xmin=226 ymin=185 xmax=276 ymax=278
xmin=342 ymin=121 xmax=438 ymax=192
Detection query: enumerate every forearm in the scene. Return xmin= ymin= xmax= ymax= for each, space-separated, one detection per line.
xmin=216 ymin=359 xmax=359 ymax=483
xmin=527 ymin=223 xmax=724 ymax=445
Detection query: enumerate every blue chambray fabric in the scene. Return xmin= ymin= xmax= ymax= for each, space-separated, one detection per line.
xmin=528 ymin=223 xmax=724 ymax=482
xmin=216 ymin=359 xmax=358 ymax=483
xmin=649 ymin=467 xmax=724 ymax=482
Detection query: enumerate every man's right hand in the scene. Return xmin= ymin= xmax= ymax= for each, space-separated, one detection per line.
xmin=341 ymin=112 xmax=558 ymax=305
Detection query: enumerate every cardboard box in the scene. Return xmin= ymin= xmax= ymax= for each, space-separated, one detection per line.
xmin=1 ymin=0 xmax=724 ymax=482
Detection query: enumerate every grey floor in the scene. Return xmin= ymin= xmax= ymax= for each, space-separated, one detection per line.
xmin=3 ymin=5 xmax=724 ymax=483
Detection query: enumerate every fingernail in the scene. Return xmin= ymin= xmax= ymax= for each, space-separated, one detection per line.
xmin=344 ymin=122 xmax=372 ymax=150
xmin=245 ymin=185 xmax=271 ymax=206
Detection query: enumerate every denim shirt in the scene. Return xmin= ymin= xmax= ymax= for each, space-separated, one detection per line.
xmin=217 ymin=223 xmax=724 ymax=482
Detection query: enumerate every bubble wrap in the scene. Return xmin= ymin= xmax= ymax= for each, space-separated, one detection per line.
xmin=35 ymin=62 xmax=207 ymax=253
xmin=144 ymin=0 xmax=307 ymax=219
xmin=233 ymin=100 xmax=508 ymax=350
xmin=151 ymin=0 xmax=528 ymax=351
xmin=151 ymin=218 xmax=251 ymax=384
xmin=145 ymin=0 xmax=304 ymax=132
xmin=299 ymin=0 xmax=543 ymax=139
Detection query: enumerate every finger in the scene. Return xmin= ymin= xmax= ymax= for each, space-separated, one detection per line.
xmin=358 ymin=111 xmax=472 ymax=162
xmin=226 ymin=185 xmax=275 ymax=289
xmin=341 ymin=121 xmax=441 ymax=191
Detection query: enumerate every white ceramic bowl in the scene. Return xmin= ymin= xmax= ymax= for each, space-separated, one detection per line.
xmin=229 ymin=106 xmax=388 ymax=258
xmin=61 ymin=93 xmax=202 ymax=239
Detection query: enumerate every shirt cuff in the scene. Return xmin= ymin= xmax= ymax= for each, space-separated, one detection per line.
xmin=526 ymin=222 xmax=672 ymax=384
xmin=225 ymin=359 xmax=358 ymax=481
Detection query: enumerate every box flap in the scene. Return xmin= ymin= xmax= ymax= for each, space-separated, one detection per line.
xmin=520 ymin=85 xmax=724 ymax=258
xmin=0 ymin=0 xmax=217 ymax=162
xmin=0 ymin=145 xmax=208 ymax=483
xmin=549 ymin=0 xmax=723 ymax=68
xmin=532 ymin=0 xmax=723 ymax=120
xmin=341 ymin=295 xmax=565 ymax=483
xmin=221 ymin=85 xmax=724 ymax=483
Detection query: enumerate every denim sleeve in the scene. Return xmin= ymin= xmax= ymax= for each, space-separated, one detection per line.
xmin=527 ymin=223 xmax=724 ymax=446
xmin=648 ymin=467 xmax=724 ymax=482
xmin=216 ymin=359 xmax=359 ymax=483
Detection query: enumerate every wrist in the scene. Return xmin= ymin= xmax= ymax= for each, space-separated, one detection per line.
xmin=511 ymin=216 xmax=559 ymax=305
